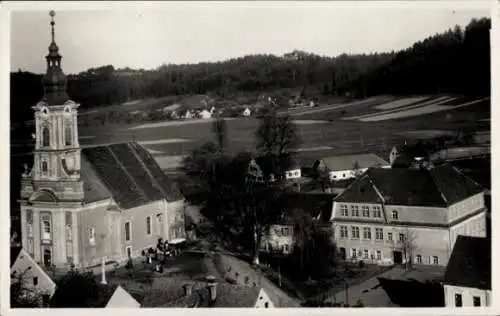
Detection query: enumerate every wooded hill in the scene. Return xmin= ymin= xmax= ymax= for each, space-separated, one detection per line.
xmin=11 ymin=18 xmax=490 ymax=124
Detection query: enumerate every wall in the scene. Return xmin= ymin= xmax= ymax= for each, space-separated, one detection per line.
xmin=166 ymin=199 xmax=186 ymax=241
xmin=78 ymin=201 xmax=120 ymax=267
xmin=285 ymin=168 xmax=301 ymax=180
xmin=443 ymin=284 xmax=491 ymax=307
xmin=447 ymin=193 xmax=484 ymax=223
xmin=106 ymin=286 xmax=141 ymax=308
xmin=254 ymin=288 xmax=275 ymax=308
xmin=260 ymin=224 xmax=294 ymax=254
xmin=449 ymin=211 xmax=487 ymax=250
xmin=11 ymin=250 xmax=57 ymax=297
xmin=329 ymin=169 xmax=365 ymax=181
xmin=121 ymin=200 xmax=165 ymax=259
xmin=332 ymin=221 xmax=451 ymax=266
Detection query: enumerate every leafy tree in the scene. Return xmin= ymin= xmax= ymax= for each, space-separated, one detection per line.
xmin=256 ymin=110 xmax=300 ymax=157
xmin=291 ymin=209 xmax=338 ymax=280
xmin=400 ymin=228 xmax=417 ymax=271
xmin=10 ymin=269 xmax=47 ymax=307
xmin=49 ymin=270 xmax=103 ymax=307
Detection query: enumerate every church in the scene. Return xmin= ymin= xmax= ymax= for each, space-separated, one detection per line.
xmin=18 ymin=11 xmax=186 ymax=269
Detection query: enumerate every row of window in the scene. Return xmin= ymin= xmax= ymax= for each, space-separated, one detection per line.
xmin=265 ymin=243 xmax=290 ymax=253
xmin=286 ymin=170 xmax=300 ymax=178
xmin=339 ymin=204 xmax=399 ymax=220
xmin=347 ymin=248 xmax=439 ymax=265
xmin=339 ymin=226 xmax=405 ymax=242
xmin=41 ymin=125 xmax=74 ymax=148
xmin=455 ymin=293 xmax=482 ymax=307
xmin=274 ymin=226 xmax=292 ymax=237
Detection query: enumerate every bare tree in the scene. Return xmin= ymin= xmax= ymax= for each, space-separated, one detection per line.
xmin=351 ymin=160 xmax=363 ymax=178
xmin=256 ymin=110 xmax=300 ymax=157
xmin=400 ymin=228 xmax=417 ymax=271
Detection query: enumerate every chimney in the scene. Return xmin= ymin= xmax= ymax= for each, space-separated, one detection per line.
xmin=183 ymin=283 xmax=193 ymax=297
xmin=206 ymin=275 xmax=217 ymax=305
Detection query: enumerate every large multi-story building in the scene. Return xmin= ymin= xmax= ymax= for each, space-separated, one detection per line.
xmin=18 ymin=12 xmax=185 ymax=269
xmin=329 ymin=164 xmax=486 ymax=266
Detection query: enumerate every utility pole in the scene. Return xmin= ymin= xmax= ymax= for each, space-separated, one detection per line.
xmin=344 ymin=278 xmax=349 ymax=306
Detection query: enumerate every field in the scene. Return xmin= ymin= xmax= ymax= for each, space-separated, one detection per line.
xmin=10 ymin=94 xmax=490 ymax=206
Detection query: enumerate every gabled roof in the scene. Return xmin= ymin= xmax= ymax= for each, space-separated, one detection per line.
xmin=81 ymin=142 xmax=183 ymax=209
xmin=197 ymin=283 xmax=261 ymax=308
xmin=50 ymin=283 xmax=119 ymax=307
xmin=318 ymin=153 xmax=389 ymax=172
xmin=444 ymin=236 xmax=491 ymax=290
xmin=392 ymin=143 xmax=429 ymax=167
xmin=281 ymin=192 xmax=334 ymax=223
xmin=335 ymin=164 xmax=483 ymax=207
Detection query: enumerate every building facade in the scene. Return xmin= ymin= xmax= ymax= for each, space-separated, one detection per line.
xmin=18 ymin=12 xmax=185 ymax=269
xmin=314 ymin=153 xmax=389 ymax=181
xmin=330 ymin=165 xmax=486 ymax=266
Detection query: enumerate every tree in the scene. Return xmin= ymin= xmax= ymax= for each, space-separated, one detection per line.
xmin=291 ymin=209 xmax=338 ymax=280
xmin=352 ymin=160 xmax=363 ymax=178
xmin=400 ymin=228 xmax=417 ymax=271
xmin=10 ymin=269 xmax=47 ymax=307
xmin=49 ymin=270 xmax=103 ymax=307
xmin=256 ymin=110 xmax=300 ymax=157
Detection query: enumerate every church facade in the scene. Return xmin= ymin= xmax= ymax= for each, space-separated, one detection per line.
xmin=18 ymin=12 xmax=186 ymax=269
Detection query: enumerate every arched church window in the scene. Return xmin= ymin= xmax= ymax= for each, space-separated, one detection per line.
xmin=64 ymin=125 xmax=72 ymax=146
xmin=41 ymin=160 xmax=48 ymax=175
xmin=42 ymin=126 xmax=50 ymax=147
xmin=41 ymin=215 xmax=51 ymax=241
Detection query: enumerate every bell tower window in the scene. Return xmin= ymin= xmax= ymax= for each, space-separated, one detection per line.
xmin=64 ymin=125 xmax=72 ymax=146
xmin=41 ymin=215 xmax=52 ymax=242
xmin=42 ymin=126 xmax=50 ymax=147
xmin=41 ymin=160 xmax=48 ymax=175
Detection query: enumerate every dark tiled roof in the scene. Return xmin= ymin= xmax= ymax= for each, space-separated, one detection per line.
xmin=281 ymin=193 xmax=334 ymax=223
xmin=11 ymin=246 xmax=22 ymax=267
xmin=81 ymin=142 xmax=183 ymax=209
xmin=318 ymin=153 xmax=389 ymax=172
xmin=392 ymin=143 xmax=429 ymax=167
xmin=196 ymin=283 xmax=260 ymax=308
xmin=50 ymin=283 xmax=118 ymax=307
xmin=444 ymin=236 xmax=491 ymax=290
xmin=335 ymin=164 xmax=483 ymax=207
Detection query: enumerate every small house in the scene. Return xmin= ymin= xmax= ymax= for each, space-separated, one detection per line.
xmin=242 ymin=107 xmax=252 ymax=117
xmin=313 ymin=153 xmax=389 ymax=181
xmin=389 ymin=142 xmax=429 ymax=168
xmin=11 ymin=247 xmax=57 ymax=300
xmin=443 ymin=235 xmax=491 ymax=307
xmin=198 ymin=109 xmax=212 ymax=119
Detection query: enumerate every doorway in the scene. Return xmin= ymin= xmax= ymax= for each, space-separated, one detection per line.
xmin=339 ymin=247 xmax=346 ymax=260
xmin=393 ymin=251 xmax=403 ymax=264
xmin=43 ymin=248 xmax=52 ymax=267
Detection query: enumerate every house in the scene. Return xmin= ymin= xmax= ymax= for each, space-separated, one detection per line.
xmin=313 ymin=153 xmax=390 ymax=181
xmin=11 ymin=247 xmax=57 ymax=299
xmin=260 ymin=193 xmax=334 ymax=256
xmin=253 ymin=154 xmax=301 ymax=182
xmin=183 ymin=109 xmax=194 ymax=119
xmin=443 ymin=235 xmax=491 ymax=307
xmin=330 ymin=164 xmax=486 ymax=266
xmin=242 ymin=107 xmax=252 ymax=117
xmin=389 ymin=142 xmax=429 ymax=168
xmin=198 ymin=109 xmax=212 ymax=119
xmin=18 ymin=13 xmax=186 ymax=270
xmin=50 ymin=283 xmax=140 ymax=308
xmin=142 ymin=277 xmax=276 ymax=308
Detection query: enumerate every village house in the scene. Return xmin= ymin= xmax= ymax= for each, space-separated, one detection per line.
xmin=443 ymin=235 xmax=491 ymax=307
xmin=246 ymin=154 xmax=301 ymax=183
xmin=242 ymin=107 xmax=252 ymax=117
xmin=329 ymin=164 xmax=486 ymax=266
xmin=18 ymin=14 xmax=186 ymax=270
xmin=11 ymin=247 xmax=57 ymax=300
xmin=313 ymin=153 xmax=390 ymax=181
xmin=260 ymin=193 xmax=334 ymax=256
xmin=389 ymin=142 xmax=429 ymax=168
xmin=198 ymin=108 xmax=212 ymax=119
xmin=141 ymin=276 xmax=277 ymax=308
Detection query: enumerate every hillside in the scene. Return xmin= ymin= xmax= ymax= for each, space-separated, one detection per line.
xmin=10 ymin=18 xmax=490 ymax=124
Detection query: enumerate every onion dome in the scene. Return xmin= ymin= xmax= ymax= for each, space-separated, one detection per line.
xmin=41 ymin=11 xmax=69 ymax=106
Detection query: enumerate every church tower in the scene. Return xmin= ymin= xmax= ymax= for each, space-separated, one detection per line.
xmin=20 ymin=11 xmax=84 ymax=268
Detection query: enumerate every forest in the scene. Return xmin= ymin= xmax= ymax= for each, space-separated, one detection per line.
xmin=10 ymin=18 xmax=490 ymax=124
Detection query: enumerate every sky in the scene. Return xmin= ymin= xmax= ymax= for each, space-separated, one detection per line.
xmin=9 ymin=1 xmax=490 ymax=75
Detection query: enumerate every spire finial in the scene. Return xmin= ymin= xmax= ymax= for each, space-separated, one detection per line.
xmin=49 ymin=11 xmax=55 ymax=42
